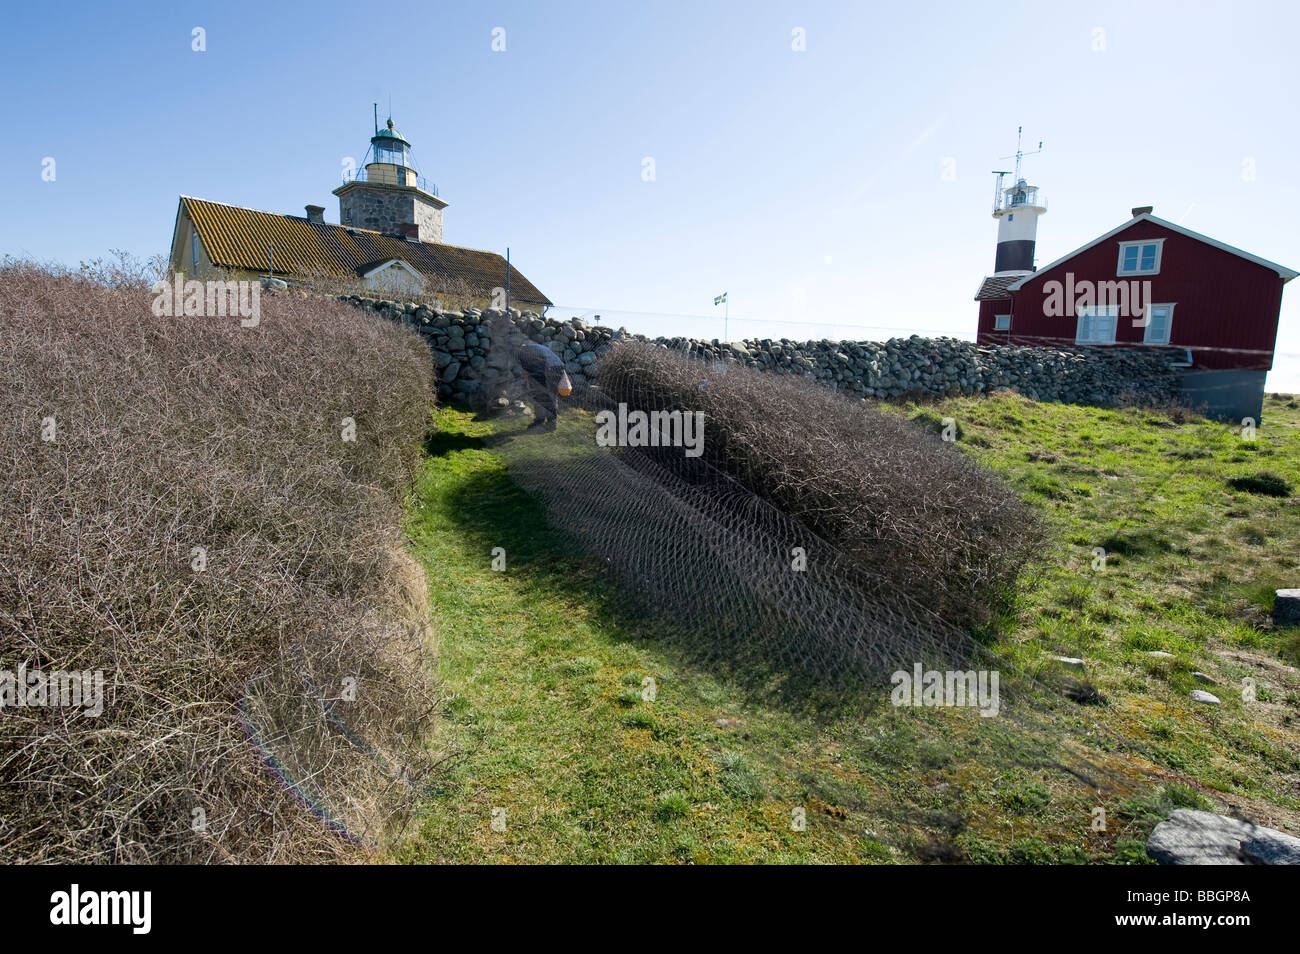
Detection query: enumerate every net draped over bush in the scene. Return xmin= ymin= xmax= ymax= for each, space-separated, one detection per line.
xmin=595 ymin=342 xmax=1044 ymax=631
xmin=0 ymin=263 xmax=439 ymax=863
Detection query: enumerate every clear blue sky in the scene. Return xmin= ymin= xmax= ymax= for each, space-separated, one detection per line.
xmin=3 ymin=0 xmax=1298 ymax=388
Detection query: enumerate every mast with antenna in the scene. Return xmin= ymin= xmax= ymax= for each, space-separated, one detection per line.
xmin=1001 ymin=125 xmax=1043 ymax=183
xmin=990 ymin=126 xmax=1044 ymax=213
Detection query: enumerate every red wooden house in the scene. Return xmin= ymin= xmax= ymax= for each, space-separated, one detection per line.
xmin=975 ymin=206 xmax=1296 ymax=421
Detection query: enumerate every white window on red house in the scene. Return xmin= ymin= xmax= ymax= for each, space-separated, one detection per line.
xmin=1117 ymin=239 xmax=1163 ymax=275
xmin=1143 ymin=303 xmax=1175 ymax=344
xmin=994 ymin=314 xmax=1010 ymax=330
xmin=1076 ymin=305 xmax=1118 ymax=344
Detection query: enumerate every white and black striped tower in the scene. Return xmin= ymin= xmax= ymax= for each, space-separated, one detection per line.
xmin=990 ymin=127 xmax=1045 ymax=276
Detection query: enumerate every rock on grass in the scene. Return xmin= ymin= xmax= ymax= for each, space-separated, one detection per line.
xmin=1148 ymin=809 xmax=1300 ymax=865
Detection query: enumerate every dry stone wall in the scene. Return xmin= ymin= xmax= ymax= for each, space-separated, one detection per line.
xmin=342 ymin=295 xmax=1180 ymax=409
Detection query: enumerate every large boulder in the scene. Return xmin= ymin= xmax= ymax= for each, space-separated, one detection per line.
xmin=1147 ymin=809 xmax=1300 ymax=865
xmin=1273 ymin=589 xmax=1300 ymax=626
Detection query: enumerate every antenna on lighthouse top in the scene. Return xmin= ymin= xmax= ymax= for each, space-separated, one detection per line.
xmin=990 ymin=128 xmax=1047 ymax=216
xmin=999 ymin=125 xmax=1044 ymax=183
xmin=373 ymin=103 xmax=379 ymax=136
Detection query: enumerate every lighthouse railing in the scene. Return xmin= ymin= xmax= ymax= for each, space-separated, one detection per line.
xmin=341 ymin=167 xmax=438 ymax=196
xmin=994 ymin=185 xmax=1046 ymax=213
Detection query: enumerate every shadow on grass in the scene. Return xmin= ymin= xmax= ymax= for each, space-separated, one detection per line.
xmin=439 ymin=456 xmax=921 ymax=719
xmin=427 ymin=410 xmax=1064 ymax=720
xmin=424 ymin=430 xmax=486 ymax=457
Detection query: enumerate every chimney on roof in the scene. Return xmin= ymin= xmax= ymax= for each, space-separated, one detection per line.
xmin=305 ymin=204 xmax=325 ymax=224
xmin=1131 ymin=205 xmax=1153 ymax=217
xmin=399 ymin=222 xmax=421 ymax=242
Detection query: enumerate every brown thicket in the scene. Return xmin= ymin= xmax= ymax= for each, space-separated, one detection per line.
xmin=596 ymin=342 xmax=1044 ymax=631
xmin=0 ymin=262 xmax=441 ymax=863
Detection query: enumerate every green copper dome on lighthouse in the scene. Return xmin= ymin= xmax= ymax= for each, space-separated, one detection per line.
xmin=371 ymin=117 xmax=410 ymax=147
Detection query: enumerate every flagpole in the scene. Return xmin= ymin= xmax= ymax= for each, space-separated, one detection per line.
xmin=724 ymin=298 xmax=729 ymax=343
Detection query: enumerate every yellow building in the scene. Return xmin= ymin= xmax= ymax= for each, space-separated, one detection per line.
xmin=167 ymin=116 xmax=550 ymax=310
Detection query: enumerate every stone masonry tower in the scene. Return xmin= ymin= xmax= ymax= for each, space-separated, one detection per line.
xmin=333 ymin=114 xmax=447 ymax=242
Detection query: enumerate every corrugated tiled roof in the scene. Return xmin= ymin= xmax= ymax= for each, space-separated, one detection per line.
xmin=974 ymin=275 xmax=1019 ymax=301
xmin=180 ymin=196 xmax=551 ymax=306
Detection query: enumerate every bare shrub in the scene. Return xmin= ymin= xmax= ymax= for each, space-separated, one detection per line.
xmin=74 ymin=249 xmax=169 ymax=291
xmin=595 ymin=342 xmax=1044 ymax=630
xmin=0 ymin=262 xmax=441 ymax=863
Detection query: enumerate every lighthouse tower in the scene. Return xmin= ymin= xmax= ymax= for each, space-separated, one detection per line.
xmin=990 ymin=128 xmax=1045 ymax=275
xmin=333 ymin=109 xmax=448 ymax=242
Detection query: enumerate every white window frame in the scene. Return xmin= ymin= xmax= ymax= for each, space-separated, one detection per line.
xmin=1076 ymin=304 xmax=1119 ymax=345
xmin=1142 ymin=302 xmax=1175 ymax=345
xmin=993 ymin=313 xmax=1011 ymax=331
xmin=1116 ymin=238 xmax=1164 ymax=276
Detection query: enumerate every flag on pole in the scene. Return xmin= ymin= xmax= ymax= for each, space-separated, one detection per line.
xmin=713 ymin=292 xmax=727 ymax=306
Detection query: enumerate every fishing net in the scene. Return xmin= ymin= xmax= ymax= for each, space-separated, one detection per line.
xmin=480 ymin=338 xmax=1173 ymax=855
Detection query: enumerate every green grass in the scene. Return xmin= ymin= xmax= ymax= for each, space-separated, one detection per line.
xmin=396 ymin=392 xmax=1300 ymax=864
